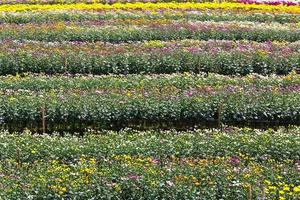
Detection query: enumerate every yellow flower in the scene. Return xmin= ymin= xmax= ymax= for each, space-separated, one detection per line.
xmin=124 ymin=155 xmax=131 ymax=161
xmin=151 ymin=181 xmax=158 ymax=187
xmin=268 ymin=186 xmax=276 ymax=190
xmin=144 ymin=40 xmax=164 ymax=48
xmin=293 ymin=186 xmax=300 ymax=193
xmin=55 ymin=178 xmax=64 ymax=183
xmin=279 ymin=190 xmax=284 ymax=195
xmin=0 ymin=2 xmax=297 ymax=14
xmin=283 ymin=185 xmax=290 ymax=192
xmin=82 ymin=168 xmax=93 ymax=175
xmin=51 ymin=160 xmax=58 ymax=166
xmin=89 ymin=158 xmax=97 ymax=165
xmin=245 ymin=75 xmax=253 ymax=83
xmin=126 ymin=92 xmax=132 ymax=97
xmin=183 ymin=72 xmax=191 ymax=76
xmin=50 ymin=185 xmax=67 ymax=196
xmin=264 ymin=188 xmax=269 ymax=194
xmin=114 ymin=184 xmax=121 ymax=193
xmin=58 ymin=187 xmax=67 ymax=196
xmin=194 ymin=182 xmax=200 ymax=186
xmin=284 ymin=70 xmax=300 ymax=82
xmin=188 ymin=161 xmax=195 ymax=167
xmin=257 ymin=49 xmax=268 ymax=57
xmin=264 ymin=180 xmax=271 ymax=185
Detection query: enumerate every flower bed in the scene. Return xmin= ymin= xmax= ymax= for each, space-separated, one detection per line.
xmin=1 ymin=10 xmax=299 ymax=24
xmin=1 ymin=73 xmax=299 ymax=91
xmin=0 ymin=129 xmax=299 ymax=199
xmin=1 ymin=73 xmax=300 ymax=131
xmin=1 ymin=21 xmax=299 ymax=43
xmin=1 ymin=40 xmax=300 ymax=75
xmin=1 ymin=2 xmax=300 ymax=14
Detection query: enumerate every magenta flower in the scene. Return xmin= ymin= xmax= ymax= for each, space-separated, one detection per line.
xmin=187 ymin=91 xmax=194 ymax=97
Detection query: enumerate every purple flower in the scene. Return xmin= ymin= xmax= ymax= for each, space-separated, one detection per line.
xmin=187 ymin=47 xmax=200 ymax=53
xmin=229 ymin=156 xmax=240 ymax=165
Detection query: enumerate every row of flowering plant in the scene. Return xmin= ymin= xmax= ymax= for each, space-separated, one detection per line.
xmin=0 ymin=128 xmax=298 ymax=161
xmin=1 ymin=75 xmax=300 ymax=131
xmin=239 ymin=0 xmax=300 ymax=6
xmin=1 ymin=10 xmax=298 ymax=24
xmin=1 ymin=21 xmax=298 ymax=43
xmin=0 ymin=128 xmax=299 ymax=199
xmin=1 ymin=72 xmax=299 ymax=91
xmin=0 ymin=0 xmax=229 ymax=5
xmin=1 ymin=39 xmax=299 ymax=75
xmin=1 ymin=2 xmax=300 ymax=13
xmin=1 ymin=155 xmax=298 ymax=199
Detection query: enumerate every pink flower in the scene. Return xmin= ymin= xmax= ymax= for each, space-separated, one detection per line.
xmin=127 ymin=173 xmax=141 ymax=181
xmin=151 ymin=158 xmax=160 ymax=165
xmin=187 ymin=91 xmax=193 ymax=97
xmin=233 ymin=167 xmax=241 ymax=173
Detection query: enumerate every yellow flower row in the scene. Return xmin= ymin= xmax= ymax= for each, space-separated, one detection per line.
xmin=1 ymin=2 xmax=300 ymax=14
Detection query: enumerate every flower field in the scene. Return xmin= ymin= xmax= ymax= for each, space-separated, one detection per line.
xmin=0 ymin=0 xmax=299 ymax=199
